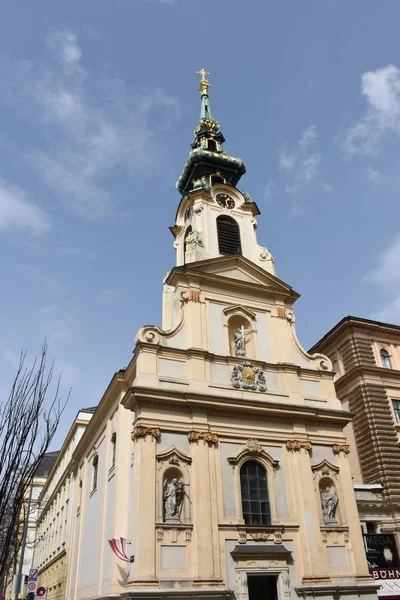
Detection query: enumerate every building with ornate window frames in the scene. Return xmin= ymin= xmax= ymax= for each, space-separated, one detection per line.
xmin=310 ymin=316 xmax=400 ymax=598
xmin=62 ymin=74 xmax=378 ymax=600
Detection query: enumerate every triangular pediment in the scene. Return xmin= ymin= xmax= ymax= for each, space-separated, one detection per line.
xmin=166 ymin=255 xmax=299 ymax=300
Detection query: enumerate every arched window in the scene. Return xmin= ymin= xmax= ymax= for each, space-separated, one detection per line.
xmin=217 ymin=215 xmax=241 ymax=256
xmin=208 ymin=139 xmax=217 ymax=152
xmin=92 ymin=454 xmax=99 ymax=492
xmin=240 ymin=461 xmax=270 ymax=526
xmin=380 ymin=348 xmax=392 ymax=369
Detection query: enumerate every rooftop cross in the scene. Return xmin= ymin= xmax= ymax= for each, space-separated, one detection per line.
xmin=196 ymin=68 xmax=210 ymax=80
xmin=196 ymin=68 xmax=210 ymax=93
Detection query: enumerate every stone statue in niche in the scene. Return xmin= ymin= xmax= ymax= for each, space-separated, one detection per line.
xmin=320 ymin=486 xmax=339 ymax=524
xmin=164 ymin=478 xmax=189 ymax=522
xmin=234 ymin=326 xmax=248 ymax=357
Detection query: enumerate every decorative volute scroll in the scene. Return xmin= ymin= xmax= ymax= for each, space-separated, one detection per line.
xmin=188 ymin=430 xmax=218 ymax=445
xmin=228 ymin=441 xmax=279 ymax=473
xmin=131 ymin=425 xmax=160 ymax=442
xmin=286 ymin=440 xmax=312 ymax=453
xmin=332 ymin=443 xmax=350 ymax=456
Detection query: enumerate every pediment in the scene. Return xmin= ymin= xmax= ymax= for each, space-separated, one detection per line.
xmin=167 ymin=256 xmax=299 ymax=300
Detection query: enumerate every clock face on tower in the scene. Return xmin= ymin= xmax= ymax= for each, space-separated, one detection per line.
xmin=215 ymin=193 xmax=235 ymax=209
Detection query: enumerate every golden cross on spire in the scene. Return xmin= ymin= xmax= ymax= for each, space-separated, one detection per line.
xmin=196 ymin=68 xmax=210 ymax=93
xmin=196 ymin=68 xmax=210 ymax=81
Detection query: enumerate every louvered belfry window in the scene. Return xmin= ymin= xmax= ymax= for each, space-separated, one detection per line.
xmin=217 ymin=215 xmax=241 ymax=255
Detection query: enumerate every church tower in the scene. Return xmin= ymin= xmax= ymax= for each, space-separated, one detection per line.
xmin=64 ymin=73 xmax=379 ymax=600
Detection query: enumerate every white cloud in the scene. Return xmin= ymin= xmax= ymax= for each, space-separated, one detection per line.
xmin=278 ymin=150 xmax=296 ymax=171
xmin=321 ymin=182 xmax=333 ymax=192
xmin=339 ymin=65 xmax=400 ymax=155
xmin=299 ymin=125 xmax=318 ymax=150
xmin=277 ymin=125 xmax=321 ymax=202
xmin=367 ymin=235 xmax=400 ymax=322
xmin=47 ymin=31 xmax=82 ymax=73
xmin=366 ymin=165 xmax=380 ymax=184
xmin=0 ymin=179 xmax=50 ymax=235
xmin=1 ymin=30 xmax=180 ymax=221
xmin=263 ymin=180 xmax=274 ymax=204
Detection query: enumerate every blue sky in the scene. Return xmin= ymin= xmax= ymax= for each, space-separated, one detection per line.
xmin=1 ymin=0 xmax=400 ymax=447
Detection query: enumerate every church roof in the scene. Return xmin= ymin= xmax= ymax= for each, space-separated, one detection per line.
xmin=176 ymin=70 xmax=246 ymax=195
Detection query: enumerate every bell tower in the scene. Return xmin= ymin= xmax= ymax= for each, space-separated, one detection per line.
xmin=171 ymin=70 xmax=275 ymax=273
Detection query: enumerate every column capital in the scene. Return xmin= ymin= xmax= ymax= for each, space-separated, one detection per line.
xmin=188 ymin=430 xmax=218 ymax=445
xmin=131 ymin=425 xmax=160 ymax=442
xmin=286 ymin=439 xmax=312 ymax=453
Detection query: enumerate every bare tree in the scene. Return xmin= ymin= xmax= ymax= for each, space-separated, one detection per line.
xmin=0 ymin=343 xmax=68 ymax=594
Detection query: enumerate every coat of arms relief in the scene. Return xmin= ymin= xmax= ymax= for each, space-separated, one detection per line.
xmin=231 ymin=362 xmax=267 ymax=391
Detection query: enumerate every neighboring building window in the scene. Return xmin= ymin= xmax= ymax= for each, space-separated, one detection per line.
xmin=92 ymin=454 xmax=99 ymax=491
xmin=111 ymin=432 xmax=117 ymax=469
xmin=217 ymin=215 xmax=242 ymax=256
xmin=380 ymin=348 xmax=392 ymax=369
xmin=366 ymin=521 xmax=376 ymax=533
xmin=392 ymin=400 xmax=400 ymax=425
xmin=240 ymin=461 xmax=271 ymax=526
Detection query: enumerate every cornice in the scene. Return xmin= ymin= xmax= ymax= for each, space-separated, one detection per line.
xmin=335 ymin=364 xmax=400 ymax=393
xmin=71 ymin=371 xmax=128 ymax=464
xmin=134 ymin=342 xmax=334 ymax=380
xmin=310 ymin=316 xmax=400 ymax=355
xmin=122 ymin=386 xmax=353 ymax=425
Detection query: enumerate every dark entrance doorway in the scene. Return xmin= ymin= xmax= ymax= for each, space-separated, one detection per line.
xmin=247 ymin=575 xmax=278 ymax=600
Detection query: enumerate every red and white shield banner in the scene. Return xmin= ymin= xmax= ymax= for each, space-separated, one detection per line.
xmin=108 ymin=537 xmax=131 ymax=562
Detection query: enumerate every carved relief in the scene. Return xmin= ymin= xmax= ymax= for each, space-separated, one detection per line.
xmin=286 ymin=440 xmax=312 ymax=453
xmin=131 ymin=426 xmax=160 ymax=441
xmin=246 ymin=438 xmax=262 ymax=454
xmin=231 ymin=362 xmax=267 ymax=391
xmin=180 ymin=289 xmax=201 ymax=304
xmin=332 ymin=444 xmax=350 ymax=456
xmin=188 ymin=430 xmax=218 ymax=445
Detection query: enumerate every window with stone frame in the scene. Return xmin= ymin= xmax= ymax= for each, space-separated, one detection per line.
xmin=240 ymin=460 xmax=271 ymax=526
xmin=92 ymin=454 xmax=99 ymax=492
xmin=392 ymin=400 xmax=400 ymax=425
xmin=380 ymin=347 xmax=392 ymax=369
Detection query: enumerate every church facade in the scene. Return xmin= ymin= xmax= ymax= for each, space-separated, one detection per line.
xmin=64 ymin=73 xmax=378 ymax=600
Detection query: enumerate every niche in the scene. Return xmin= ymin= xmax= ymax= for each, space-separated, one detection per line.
xmin=228 ymin=315 xmax=256 ymax=359
xmin=156 ymin=447 xmax=192 ymax=525
xmin=312 ymin=459 xmax=344 ymax=528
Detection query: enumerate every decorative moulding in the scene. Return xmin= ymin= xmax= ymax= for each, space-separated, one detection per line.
xmin=228 ymin=443 xmax=279 ymax=472
xmin=187 ymin=430 xmax=218 ymax=445
xmin=311 ymin=459 xmax=339 ymax=479
xmin=131 ymin=425 xmax=160 ymax=442
xmin=332 ymin=444 xmax=350 ymax=456
xmin=156 ymin=446 xmax=192 ymax=466
xmin=286 ymin=440 xmax=312 ymax=453
xmin=231 ymin=362 xmax=267 ymax=391
xmin=223 ymin=305 xmax=257 ymax=321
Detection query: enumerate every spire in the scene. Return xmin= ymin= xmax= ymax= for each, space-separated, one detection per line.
xmin=176 ymin=70 xmax=246 ymax=196
xmin=196 ymin=69 xmax=218 ymax=128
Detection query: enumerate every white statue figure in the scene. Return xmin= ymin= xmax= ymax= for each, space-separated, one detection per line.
xmin=320 ymin=486 xmax=338 ymax=523
xmin=164 ymin=478 xmax=189 ymax=522
xmin=234 ymin=327 xmax=247 ymax=357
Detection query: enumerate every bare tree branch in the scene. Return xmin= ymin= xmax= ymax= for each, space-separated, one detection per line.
xmin=0 ymin=343 xmax=68 ymax=593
